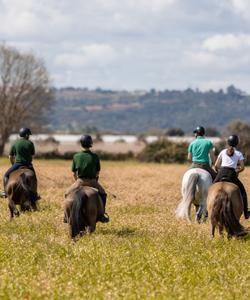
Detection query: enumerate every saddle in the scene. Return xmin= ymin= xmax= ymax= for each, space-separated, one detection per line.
xmin=219 ymin=176 xmax=232 ymax=182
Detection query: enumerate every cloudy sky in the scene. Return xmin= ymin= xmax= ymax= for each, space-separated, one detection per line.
xmin=1 ymin=0 xmax=250 ymax=92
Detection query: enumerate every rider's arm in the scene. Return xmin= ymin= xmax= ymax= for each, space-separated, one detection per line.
xmin=236 ymin=160 xmax=245 ymax=175
xmin=9 ymin=143 xmax=16 ymax=165
xmin=214 ymin=156 xmax=222 ymax=172
xmin=187 ymin=152 xmax=192 ymax=161
xmin=209 ymin=148 xmax=216 ymax=165
xmin=9 ymin=155 xmax=15 ymax=165
xmin=71 ymin=156 xmax=78 ymax=180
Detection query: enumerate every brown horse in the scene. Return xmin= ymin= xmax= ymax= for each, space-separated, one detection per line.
xmin=64 ymin=185 xmax=104 ymax=238
xmin=207 ymin=182 xmax=248 ymax=238
xmin=7 ymin=168 xmax=38 ymax=219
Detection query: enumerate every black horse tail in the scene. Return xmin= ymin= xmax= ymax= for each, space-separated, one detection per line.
xmin=211 ymin=189 xmax=247 ymax=238
xmin=70 ymin=190 xmax=87 ymax=238
xmin=19 ymin=172 xmax=38 ymax=204
xmin=18 ymin=173 xmax=32 ymax=197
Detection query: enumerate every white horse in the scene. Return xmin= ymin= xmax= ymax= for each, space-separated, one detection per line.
xmin=176 ymin=168 xmax=213 ymax=222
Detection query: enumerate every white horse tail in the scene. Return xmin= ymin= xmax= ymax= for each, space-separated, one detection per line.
xmin=176 ymin=172 xmax=199 ymax=220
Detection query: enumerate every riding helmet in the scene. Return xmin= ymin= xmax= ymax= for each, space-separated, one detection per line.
xmin=193 ymin=126 xmax=205 ymax=136
xmin=19 ymin=127 xmax=32 ymax=137
xmin=80 ymin=135 xmax=93 ymax=148
xmin=227 ymin=135 xmax=239 ymax=147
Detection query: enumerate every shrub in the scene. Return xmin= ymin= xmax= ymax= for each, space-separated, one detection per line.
xmin=138 ymin=138 xmax=188 ymax=163
xmin=35 ymin=150 xmax=134 ymax=161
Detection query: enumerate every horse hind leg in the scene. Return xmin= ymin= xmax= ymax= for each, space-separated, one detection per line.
xmin=64 ymin=204 xmax=72 ymax=224
xmin=8 ymin=203 xmax=14 ymax=219
xmin=31 ymin=201 xmax=37 ymax=211
xmin=202 ymin=209 xmax=208 ymax=223
xmin=85 ymin=224 xmax=96 ymax=235
xmin=218 ymin=224 xmax=224 ymax=237
xmin=195 ymin=206 xmax=204 ymax=223
xmin=8 ymin=202 xmax=19 ymax=219
xmin=211 ymin=224 xmax=216 ymax=239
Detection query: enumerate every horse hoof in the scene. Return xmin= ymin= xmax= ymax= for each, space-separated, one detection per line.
xmin=195 ymin=215 xmax=202 ymax=223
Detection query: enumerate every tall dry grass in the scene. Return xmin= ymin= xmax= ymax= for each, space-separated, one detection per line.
xmin=0 ymin=159 xmax=249 ymax=299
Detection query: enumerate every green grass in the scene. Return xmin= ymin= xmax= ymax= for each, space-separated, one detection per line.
xmin=0 ymin=160 xmax=249 ymax=299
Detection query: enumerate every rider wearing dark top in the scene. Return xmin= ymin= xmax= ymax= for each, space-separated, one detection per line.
xmin=188 ymin=126 xmax=217 ymax=180
xmin=214 ymin=135 xmax=250 ymax=219
xmin=2 ymin=128 xmax=36 ymax=196
xmin=71 ymin=135 xmax=109 ymax=223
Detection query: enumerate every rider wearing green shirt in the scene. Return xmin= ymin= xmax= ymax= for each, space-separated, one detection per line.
xmin=72 ymin=150 xmax=100 ymax=179
xmin=188 ymin=126 xmax=217 ymax=180
xmin=1 ymin=128 xmax=36 ymax=197
xmin=70 ymin=135 xmax=109 ymax=223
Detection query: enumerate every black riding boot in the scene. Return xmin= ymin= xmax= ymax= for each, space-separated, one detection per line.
xmin=99 ymin=193 xmax=109 ymax=223
xmin=241 ymin=194 xmax=250 ymax=219
xmin=235 ymin=179 xmax=250 ymax=219
xmin=1 ymin=176 xmax=9 ymax=198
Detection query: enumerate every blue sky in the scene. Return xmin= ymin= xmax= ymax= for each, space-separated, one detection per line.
xmin=1 ymin=0 xmax=250 ymax=92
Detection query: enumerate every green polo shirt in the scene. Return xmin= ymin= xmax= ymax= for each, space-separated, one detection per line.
xmin=188 ymin=136 xmax=213 ymax=163
xmin=72 ymin=150 xmax=100 ymax=178
xmin=10 ymin=138 xmax=35 ymax=164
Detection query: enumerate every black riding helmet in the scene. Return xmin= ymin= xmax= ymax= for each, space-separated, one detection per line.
xmin=80 ymin=135 xmax=93 ymax=148
xmin=19 ymin=127 xmax=32 ymax=137
xmin=193 ymin=126 xmax=205 ymax=136
xmin=227 ymin=135 xmax=239 ymax=147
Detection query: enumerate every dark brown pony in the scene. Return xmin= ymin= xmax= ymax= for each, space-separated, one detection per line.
xmin=64 ymin=185 xmax=104 ymax=238
xmin=7 ymin=168 xmax=38 ymax=219
xmin=207 ymin=182 xmax=248 ymax=238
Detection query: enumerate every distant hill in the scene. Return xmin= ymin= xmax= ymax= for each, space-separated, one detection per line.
xmin=48 ymin=85 xmax=250 ymax=134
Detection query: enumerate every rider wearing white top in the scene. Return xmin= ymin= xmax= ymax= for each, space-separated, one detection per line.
xmin=218 ymin=148 xmax=244 ymax=169
xmin=214 ymin=135 xmax=250 ymax=219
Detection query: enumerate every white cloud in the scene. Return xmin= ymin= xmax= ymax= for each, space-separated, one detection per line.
xmin=1 ymin=0 xmax=250 ymax=92
xmin=97 ymin=0 xmax=176 ymax=13
xmin=203 ymin=34 xmax=250 ymax=51
xmin=230 ymin=0 xmax=250 ymax=18
xmin=55 ymin=44 xmax=118 ymax=68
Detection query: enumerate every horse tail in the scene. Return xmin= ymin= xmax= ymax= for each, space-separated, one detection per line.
xmin=18 ymin=173 xmax=31 ymax=197
xmin=70 ymin=190 xmax=87 ymax=238
xmin=176 ymin=173 xmax=199 ymax=220
xmin=211 ymin=189 xmax=247 ymax=237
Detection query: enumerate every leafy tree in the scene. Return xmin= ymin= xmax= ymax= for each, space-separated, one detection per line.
xmin=205 ymin=127 xmax=220 ymax=137
xmin=227 ymin=85 xmax=243 ymax=98
xmin=0 ymin=43 xmax=53 ymax=155
xmin=166 ymin=128 xmax=184 ymax=136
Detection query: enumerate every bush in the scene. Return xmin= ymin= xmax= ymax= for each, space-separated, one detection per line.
xmin=35 ymin=150 xmax=134 ymax=161
xmin=96 ymin=151 xmax=134 ymax=161
xmin=138 ymin=138 xmax=188 ymax=163
xmin=165 ymin=128 xmax=184 ymax=136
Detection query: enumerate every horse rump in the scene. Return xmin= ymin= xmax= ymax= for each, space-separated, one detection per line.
xmin=69 ymin=190 xmax=85 ymax=238
xmin=65 ymin=185 xmax=102 ymax=239
xmin=210 ymin=189 xmax=247 ymax=238
xmin=7 ymin=169 xmax=38 ymax=218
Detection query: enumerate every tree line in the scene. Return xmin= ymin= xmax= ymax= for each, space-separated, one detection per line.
xmin=1 ymin=42 xmax=250 ymax=160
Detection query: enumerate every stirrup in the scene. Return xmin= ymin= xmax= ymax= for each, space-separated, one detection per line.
xmin=100 ymin=213 xmax=110 ymax=223
xmin=245 ymin=210 xmax=250 ymax=219
xmin=0 ymin=191 xmax=7 ymax=198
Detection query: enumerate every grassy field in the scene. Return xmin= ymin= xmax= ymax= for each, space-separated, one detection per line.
xmin=0 ymin=159 xmax=249 ymax=299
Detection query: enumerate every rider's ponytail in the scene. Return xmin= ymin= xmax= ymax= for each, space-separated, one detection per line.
xmin=226 ymin=146 xmax=234 ymax=157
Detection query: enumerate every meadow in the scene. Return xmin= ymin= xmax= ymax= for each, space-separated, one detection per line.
xmin=0 ymin=159 xmax=249 ymax=299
